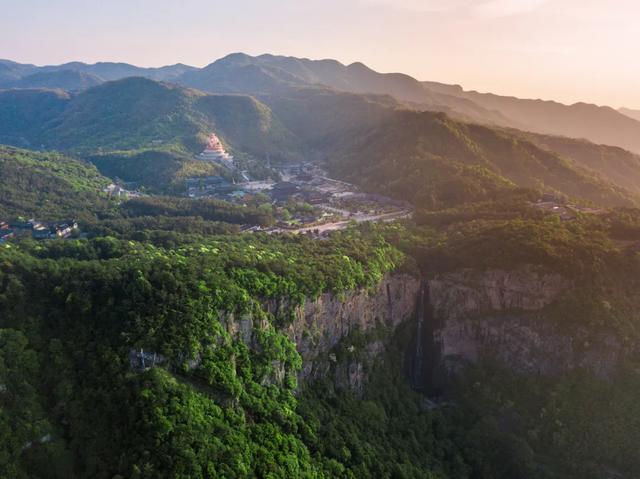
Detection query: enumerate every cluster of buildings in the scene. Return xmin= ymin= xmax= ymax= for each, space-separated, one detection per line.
xmin=186 ymin=176 xmax=241 ymax=199
xmin=185 ymin=161 xmax=413 ymax=233
xmin=534 ymin=194 xmax=605 ymax=221
xmin=103 ymin=183 xmax=142 ymax=199
xmin=185 ymin=163 xmax=336 ymax=205
xmin=0 ymin=219 xmax=79 ymax=243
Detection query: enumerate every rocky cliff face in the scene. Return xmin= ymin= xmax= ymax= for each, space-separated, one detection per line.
xmin=222 ymin=262 xmax=637 ymax=396
xmin=284 ymin=273 xmax=420 ymax=392
xmin=429 ymin=266 xmax=631 ymax=377
xmin=222 ymin=273 xmax=420 ymax=392
xmin=429 ymin=266 xmax=569 ymax=316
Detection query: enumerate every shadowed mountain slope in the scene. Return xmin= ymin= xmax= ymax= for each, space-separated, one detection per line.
xmin=424 ymin=81 xmax=640 ymax=154
xmin=328 ymin=110 xmax=637 ymax=209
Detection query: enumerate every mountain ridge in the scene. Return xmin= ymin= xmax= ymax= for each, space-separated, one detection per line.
xmin=423 ymin=81 xmax=640 ymax=154
xmin=4 ymin=53 xmax=640 ymax=154
xmin=620 ymin=107 xmax=640 ymax=122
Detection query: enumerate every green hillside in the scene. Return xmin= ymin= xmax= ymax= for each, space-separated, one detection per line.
xmin=422 ymin=82 xmax=640 ymax=154
xmin=41 ymin=77 xmax=210 ymax=153
xmin=2 ymin=76 xmax=639 ymax=206
xmin=519 ymin=131 xmax=640 ymax=196
xmin=2 ymin=70 xmax=103 ymax=91
xmin=328 ymin=110 xmax=638 ymax=209
xmin=0 ymin=145 xmax=109 ymax=220
xmin=261 ymin=87 xmax=398 ymax=147
xmin=0 ymin=78 xmax=300 ymax=190
xmin=39 ymin=76 xmax=297 ymax=158
xmin=86 ymin=149 xmax=219 ymax=193
xmin=0 ymin=88 xmax=69 ymax=148
xmin=0 ymin=230 xmax=406 ymax=478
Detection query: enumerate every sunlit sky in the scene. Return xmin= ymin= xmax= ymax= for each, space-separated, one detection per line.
xmin=2 ymin=0 xmax=639 ymax=108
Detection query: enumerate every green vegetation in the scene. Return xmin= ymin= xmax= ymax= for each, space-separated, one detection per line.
xmin=2 ymin=70 xmax=103 ymax=91
xmin=519 ymin=131 xmax=640 ymax=196
xmin=3 ymin=209 xmax=639 ymax=478
xmin=0 ymin=145 xmax=110 ymax=220
xmin=117 ymin=196 xmax=276 ymax=227
xmin=329 ymin=110 xmax=638 ymax=209
xmin=4 ymin=75 xmax=640 ymax=203
xmin=0 ymin=89 xmax=69 ymax=148
xmin=85 ymin=216 xmax=240 ymax=245
xmin=452 ymin=360 xmax=640 ymax=479
xmin=0 ymin=231 xmax=404 ymax=477
xmin=5 ymin=60 xmax=640 ymax=479
xmin=87 ymin=148 xmax=219 ymax=193
xmin=0 ymin=78 xmax=299 ymax=191
xmin=298 ymin=324 xmax=471 ymax=479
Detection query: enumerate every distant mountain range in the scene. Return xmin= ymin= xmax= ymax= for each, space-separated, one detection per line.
xmin=0 ymin=58 xmax=194 ymax=84
xmin=5 ymin=54 xmax=640 ymax=154
xmin=3 ymin=54 xmax=640 ymax=206
xmin=1 ymin=74 xmax=639 ymax=207
xmin=619 ymin=107 xmax=640 ymax=122
xmin=2 ymin=70 xmax=103 ymax=91
xmin=423 ymin=81 xmax=640 ymax=154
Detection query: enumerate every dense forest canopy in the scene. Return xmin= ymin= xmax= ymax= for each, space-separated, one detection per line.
xmin=3 ymin=211 xmax=640 ymax=477
xmin=3 ymin=52 xmax=640 ymax=479
xmin=0 ymin=146 xmax=110 ymax=220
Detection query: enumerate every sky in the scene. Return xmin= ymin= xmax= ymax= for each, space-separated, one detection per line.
xmin=2 ymin=0 xmax=639 ymax=109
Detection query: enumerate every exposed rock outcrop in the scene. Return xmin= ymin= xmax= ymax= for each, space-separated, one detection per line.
xmin=220 ymin=273 xmax=420 ymax=392
xmin=429 ymin=265 xmax=569 ymax=318
xmin=284 ymin=273 xmax=420 ymax=391
xmin=429 ymin=266 xmax=633 ymax=377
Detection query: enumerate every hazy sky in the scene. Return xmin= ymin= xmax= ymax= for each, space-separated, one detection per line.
xmin=2 ymin=0 xmax=639 ymax=108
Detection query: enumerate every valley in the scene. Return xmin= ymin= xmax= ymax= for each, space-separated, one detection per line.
xmin=2 ymin=51 xmax=640 ymax=479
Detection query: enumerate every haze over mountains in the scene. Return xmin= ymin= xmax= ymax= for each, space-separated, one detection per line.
xmin=2 ymin=70 xmax=640 ymax=210
xmin=3 ymin=53 xmax=640 ymax=155
xmin=6 ymin=40 xmax=640 ymax=479
xmin=619 ymin=107 xmax=640 ymax=122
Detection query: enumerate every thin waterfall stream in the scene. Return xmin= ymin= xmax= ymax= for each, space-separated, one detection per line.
xmin=411 ymin=280 xmax=441 ymax=393
xmin=411 ymin=281 xmax=426 ymax=390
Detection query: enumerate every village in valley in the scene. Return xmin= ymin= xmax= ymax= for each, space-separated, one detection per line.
xmin=0 ymin=131 xmax=413 ymax=245
xmin=185 ymin=132 xmax=414 ymax=234
xmin=1 ymin=131 xmax=614 ymax=246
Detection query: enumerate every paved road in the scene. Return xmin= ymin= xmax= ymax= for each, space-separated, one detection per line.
xmin=268 ymin=209 xmax=413 ymax=235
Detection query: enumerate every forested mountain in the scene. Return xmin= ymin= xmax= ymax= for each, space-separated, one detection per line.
xmin=0 ymin=146 xmax=109 ymax=219
xmin=4 ymin=51 xmax=640 ymax=479
xmin=5 ymin=205 xmax=640 ymax=478
xmin=0 ymin=88 xmax=69 ymax=148
xmin=10 ymin=77 xmax=294 ymax=155
xmin=2 ymin=75 xmax=640 ymax=206
xmin=424 ymin=81 xmax=640 ymax=154
xmin=1 ymin=70 xmax=103 ymax=91
xmin=0 ymin=59 xmax=196 ymax=87
xmin=0 ymin=59 xmax=36 ymax=83
xmin=177 ymin=53 xmax=511 ymax=126
xmin=0 ymin=77 xmax=298 ymax=190
xmin=5 ymin=54 xmax=640 ymax=155
xmin=0 ymin=55 xmax=510 ymax=125
xmin=328 ymin=110 xmax=637 ymax=209
xmin=38 ymin=61 xmax=197 ymax=82
xmin=518 ymin=131 xmax=640 ymax=196
xmin=261 ymin=87 xmax=398 ymax=147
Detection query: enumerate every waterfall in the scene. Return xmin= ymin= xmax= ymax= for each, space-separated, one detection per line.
xmin=411 ymin=281 xmax=426 ymax=390
xmin=411 ymin=280 xmax=442 ymax=393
